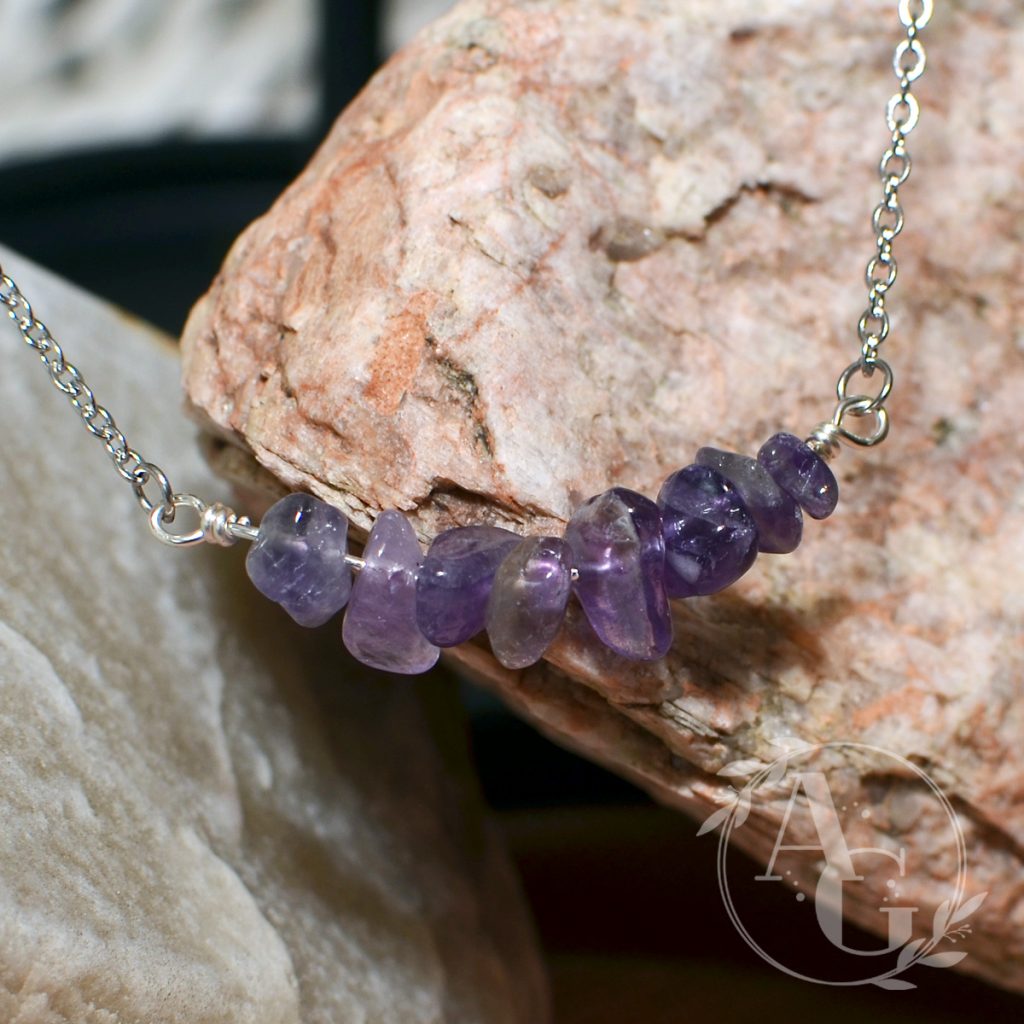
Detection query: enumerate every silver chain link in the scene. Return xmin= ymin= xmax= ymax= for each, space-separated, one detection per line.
xmin=808 ymin=0 xmax=933 ymax=457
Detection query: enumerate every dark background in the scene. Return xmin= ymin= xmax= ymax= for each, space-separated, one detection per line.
xmin=3 ymin=1 xmax=1019 ymax=1019
xmin=0 ymin=0 xmax=379 ymax=335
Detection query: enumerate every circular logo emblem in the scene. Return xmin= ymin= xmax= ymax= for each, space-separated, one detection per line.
xmin=700 ymin=740 xmax=985 ymax=990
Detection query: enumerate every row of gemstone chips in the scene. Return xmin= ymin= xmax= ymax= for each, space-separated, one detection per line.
xmin=245 ymin=432 xmax=838 ymax=674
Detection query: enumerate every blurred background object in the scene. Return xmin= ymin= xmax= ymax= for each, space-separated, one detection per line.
xmin=382 ymin=0 xmax=454 ymax=53
xmin=0 ymin=0 xmax=321 ymax=161
xmin=0 ymin=0 xmax=384 ymax=329
xmin=0 ymin=0 xmax=458 ymax=168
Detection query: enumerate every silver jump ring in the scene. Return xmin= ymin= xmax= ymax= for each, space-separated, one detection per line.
xmin=837 ymin=358 xmax=894 ymax=412
xmin=132 ymin=462 xmax=174 ymax=514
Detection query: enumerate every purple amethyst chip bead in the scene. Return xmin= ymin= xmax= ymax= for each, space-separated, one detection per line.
xmin=415 ymin=525 xmax=521 ymax=647
xmin=486 ymin=536 xmax=573 ymax=670
xmin=758 ymin=432 xmax=839 ymax=520
xmin=564 ymin=487 xmax=672 ymax=662
xmin=342 ymin=510 xmax=440 ymax=674
xmin=246 ymin=493 xmax=352 ymax=627
xmin=695 ymin=446 xmax=803 ymax=554
xmin=657 ymin=464 xmax=758 ymax=598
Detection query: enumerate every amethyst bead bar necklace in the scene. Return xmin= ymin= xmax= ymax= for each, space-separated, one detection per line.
xmin=2 ymin=0 xmax=932 ymax=675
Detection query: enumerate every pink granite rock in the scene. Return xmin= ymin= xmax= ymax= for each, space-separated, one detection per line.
xmin=181 ymin=0 xmax=1024 ymax=994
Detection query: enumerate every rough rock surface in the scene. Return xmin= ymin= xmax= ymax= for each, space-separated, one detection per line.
xmin=181 ymin=0 xmax=1024 ymax=994
xmin=0 ymin=248 xmax=549 ymax=1024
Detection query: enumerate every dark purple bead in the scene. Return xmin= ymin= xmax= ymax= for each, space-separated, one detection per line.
xmin=486 ymin=536 xmax=573 ymax=669
xmin=564 ymin=487 xmax=672 ymax=661
xmin=758 ymin=432 xmax=839 ymax=519
xmin=657 ymin=465 xmax=758 ymax=598
xmin=695 ymin=446 xmax=803 ymax=554
xmin=342 ymin=510 xmax=439 ymax=674
xmin=246 ymin=493 xmax=352 ymax=627
xmin=415 ymin=525 xmax=521 ymax=647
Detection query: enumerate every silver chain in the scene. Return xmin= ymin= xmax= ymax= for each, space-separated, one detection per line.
xmin=1 ymin=269 xmax=171 ymax=509
xmin=808 ymin=0 xmax=933 ymax=458
xmin=0 ymin=264 xmax=258 ymax=547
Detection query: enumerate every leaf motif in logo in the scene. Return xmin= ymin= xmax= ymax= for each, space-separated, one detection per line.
xmin=920 ymin=950 xmax=967 ymax=968
xmin=764 ymin=758 xmax=788 ymax=786
xmin=932 ymin=899 xmax=953 ymax=939
xmin=950 ymin=891 xmax=987 ymax=925
xmin=717 ymin=759 xmax=763 ymax=778
xmin=773 ymin=735 xmax=813 ymax=755
xmin=696 ymin=804 xmax=733 ymax=837
xmin=872 ymin=977 xmax=917 ymax=990
xmin=896 ymin=937 xmax=927 ymax=970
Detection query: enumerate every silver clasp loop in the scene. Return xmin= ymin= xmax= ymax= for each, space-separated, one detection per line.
xmin=807 ymin=393 xmax=892 ymax=459
xmin=148 ymin=494 xmax=257 ymax=548
xmin=832 ymin=396 xmax=891 ymax=447
xmin=149 ymin=493 xmax=207 ymax=547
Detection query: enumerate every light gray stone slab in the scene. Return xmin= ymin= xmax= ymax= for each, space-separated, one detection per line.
xmin=0 ymin=246 xmax=548 ymax=1024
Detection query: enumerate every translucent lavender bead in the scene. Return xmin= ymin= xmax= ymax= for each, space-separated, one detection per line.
xmin=695 ymin=447 xmax=803 ymax=554
xmin=657 ymin=465 xmax=758 ymax=598
xmin=486 ymin=537 xmax=573 ymax=670
xmin=415 ymin=525 xmax=521 ymax=647
xmin=565 ymin=487 xmax=672 ymax=661
xmin=342 ymin=510 xmax=440 ymax=674
xmin=758 ymin=432 xmax=839 ymax=520
xmin=246 ymin=493 xmax=352 ymax=627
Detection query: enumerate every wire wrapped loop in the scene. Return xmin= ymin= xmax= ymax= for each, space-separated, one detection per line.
xmin=148 ymin=494 xmax=256 ymax=548
xmin=833 ymin=397 xmax=891 ymax=447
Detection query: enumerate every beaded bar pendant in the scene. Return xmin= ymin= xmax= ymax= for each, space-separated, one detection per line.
xmin=245 ymin=432 xmax=838 ymax=674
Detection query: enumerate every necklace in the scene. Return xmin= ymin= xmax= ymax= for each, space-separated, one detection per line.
xmin=1 ymin=0 xmax=932 ymax=676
